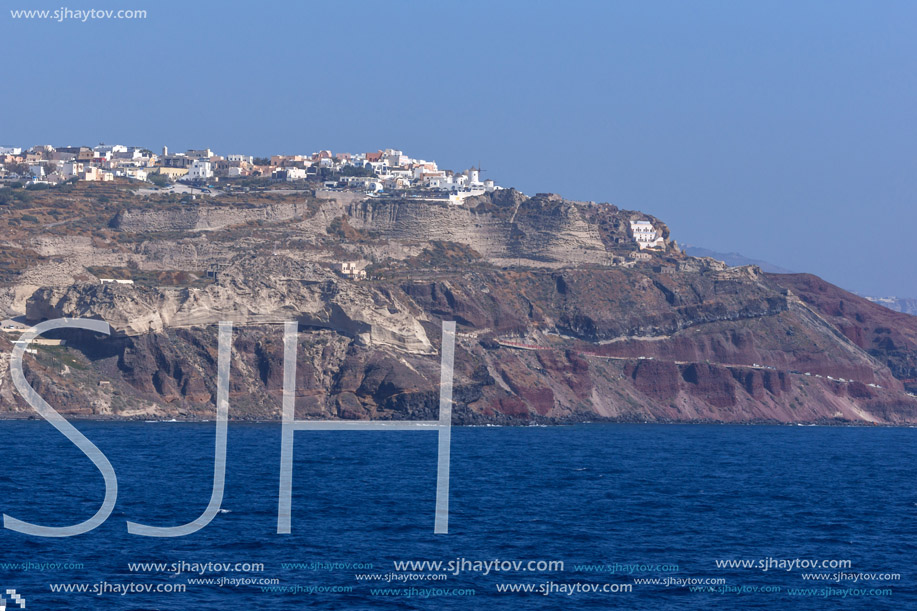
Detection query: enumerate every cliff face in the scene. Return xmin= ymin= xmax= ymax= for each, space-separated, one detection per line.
xmin=343 ymin=193 xmax=624 ymax=267
xmin=111 ymin=190 xmax=643 ymax=268
xmin=25 ymin=260 xmax=433 ymax=354
xmin=770 ymin=274 xmax=917 ymax=394
xmin=2 ymin=185 xmax=916 ymax=424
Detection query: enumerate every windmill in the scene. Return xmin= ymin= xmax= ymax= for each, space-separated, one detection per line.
xmin=466 ymin=161 xmax=486 ymax=185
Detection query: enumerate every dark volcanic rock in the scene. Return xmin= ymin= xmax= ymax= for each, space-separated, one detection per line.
xmin=629 ymin=360 xmax=680 ymax=401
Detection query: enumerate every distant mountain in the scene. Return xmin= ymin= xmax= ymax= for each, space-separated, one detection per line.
xmin=683 ymin=246 xmax=794 ymax=274
xmin=859 ymin=296 xmax=917 ymax=316
xmin=683 ymin=247 xmax=915 ymax=317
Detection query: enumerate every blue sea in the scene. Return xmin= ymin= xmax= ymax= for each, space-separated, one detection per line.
xmin=0 ymin=422 xmax=914 ymax=610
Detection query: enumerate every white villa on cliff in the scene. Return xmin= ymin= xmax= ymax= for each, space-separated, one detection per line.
xmin=630 ymin=219 xmax=665 ymax=250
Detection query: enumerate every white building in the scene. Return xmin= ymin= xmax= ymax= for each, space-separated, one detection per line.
xmin=365 ymin=161 xmax=388 ymax=175
xmin=630 ymin=220 xmax=665 ymax=250
xmin=112 ymin=148 xmax=146 ymax=162
xmin=384 ymin=149 xmax=409 ymax=167
xmin=94 ymin=144 xmax=128 ymax=156
xmin=448 ymin=188 xmax=486 ymax=205
xmin=186 ymin=148 xmax=213 ymax=159
xmin=123 ymin=168 xmax=148 ymax=181
xmin=186 ymin=159 xmax=213 ymax=180
xmin=0 ymin=146 xmax=22 ymax=155
xmin=61 ymin=162 xmax=84 ymax=177
xmin=226 ymin=154 xmax=253 ymax=163
xmin=426 ymin=175 xmax=453 ymax=189
xmin=80 ymin=167 xmax=113 ymax=182
xmin=464 ymin=167 xmax=483 ymax=186
xmin=284 ymin=167 xmax=308 ymax=181
xmin=340 ymin=261 xmax=367 ymax=280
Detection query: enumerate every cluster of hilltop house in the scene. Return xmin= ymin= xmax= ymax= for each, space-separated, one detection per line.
xmin=0 ymin=144 xmax=502 ymax=204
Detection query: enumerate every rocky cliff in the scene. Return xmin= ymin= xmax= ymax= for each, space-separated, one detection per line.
xmin=2 ymin=183 xmax=915 ymax=424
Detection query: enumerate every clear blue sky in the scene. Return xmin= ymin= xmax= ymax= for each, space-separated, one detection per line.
xmin=2 ymin=1 xmax=915 ymax=296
